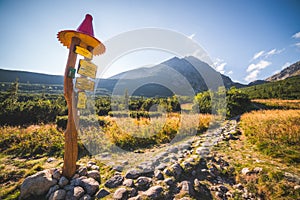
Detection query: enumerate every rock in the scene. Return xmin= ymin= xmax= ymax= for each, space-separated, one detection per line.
xmin=96 ymin=188 xmax=110 ymax=199
xmin=167 ymin=146 xmax=178 ymax=153
xmin=79 ymin=194 xmax=91 ymax=200
xmin=91 ymin=165 xmax=99 ymax=171
xmin=294 ymin=185 xmax=300 ymax=190
xmin=154 ymin=170 xmax=164 ymax=180
xmin=77 ymin=167 xmax=88 ymax=176
xmin=179 ymin=181 xmax=195 ymax=196
xmin=156 ymin=163 xmax=167 ymax=171
xmin=70 ymin=177 xmax=84 ymax=186
xmin=284 ymin=172 xmax=300 ymax=184
xmin=233 ymin=183 xmax=244 ymax=190
xmin=58 ymin=176 xmax=69 ymax=188
xmin=113 ymin=188 xmax=128 ymax=200
xmin=136 ymin=176 xmax=152 ymax=190
xmin=143 ymin=185 xmax=163 ymax=199
xmin=125 ymin=169 xmax=142 ymax=179
xmin=196 ymin=147 xmax=210 ymax=156
xmin=226 ymin=191 xmax=233 ymax=198
xmin=123 ymin=179 xmax=134 ymax=187
xmin=128 ymin=187 xmax=138 ymax=197
xmin=171 ymin=163 xmax=183 ymax=177
xmin=164 ymin=177 xmax=174 ymax=186
xmin=87 ymin=170 xmax=100 ymax=182
xmin=128 ymin=195 xmax=142 ymax=200
xmin=215 ymin=191 xmax=224 ymax=198
xmin=49 ymin=189 xmax=66 ymax=200
xmin=113 ymin=165 xmax=124 ymax=172
xmin=253 ymin=167 xmax=263 ymax=174
xmin=74 ymin=186 xmax=85 ymax=198
xmin=52 ymin=169 xmax=62 ymax=180
xmin=64 ymin=185 xmax=75 ymax=191
xmin=80 ymin=177 xmax=100 ymax=196
xmin=178 ymin=143 xmax=192 ymax=151
xmin=20 ymin=169 xmax=57 ymax=199
xmin=105 ymin=175 xmax=124 ymax=188
xmin=163 ymin=168 xmax=173 ymax=176
xmin=47 ymin=157 xmax=56 ymax=163
xmin=218 ymin=185 xmax=229 ymax=193
xmin=241 ymin=167 xmax=251 ymax=175
xmin=87 ymin=161 xmax=96 ymax=165
xmin=46 ymin=185 xmax=59 ymax=199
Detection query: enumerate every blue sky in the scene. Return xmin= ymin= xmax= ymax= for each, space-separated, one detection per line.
xmin=0 ymin=0 xmax=299 ymax=84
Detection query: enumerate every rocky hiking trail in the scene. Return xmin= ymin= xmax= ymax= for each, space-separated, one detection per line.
xmin=19 ymin=118 xmax=300 ymax=200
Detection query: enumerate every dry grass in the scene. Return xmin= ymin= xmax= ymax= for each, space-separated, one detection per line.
xmin=240 ymin=109 xmax=300 ymax=164
xmin=252 ymin=99 xmax=300 ymax=109
xmin=80 ymin=113 xmax=214 ymax=152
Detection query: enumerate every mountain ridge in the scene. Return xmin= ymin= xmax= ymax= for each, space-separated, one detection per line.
xmin=265 ymin=61 xmax=300 ymax=82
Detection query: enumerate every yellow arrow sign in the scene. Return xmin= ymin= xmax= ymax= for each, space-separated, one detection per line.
xmin=74 ymin=46 xmax=93 ymax=60
xmin=78 ymin=59 xmax=98 ymax=79
xmin=75 ymin=77 xmax=95 ymax=91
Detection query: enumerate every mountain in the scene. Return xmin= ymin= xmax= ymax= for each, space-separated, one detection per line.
xmin=0 ymin=69 xmax=64 ymax=84
xmin=109 ymin=56 xmax=244 ymax=96
xmin=266 ymin=61 xmax=300 ymax=82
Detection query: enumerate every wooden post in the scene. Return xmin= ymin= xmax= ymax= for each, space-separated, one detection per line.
xmin=62 ymin=36 xmax=81 ymax=178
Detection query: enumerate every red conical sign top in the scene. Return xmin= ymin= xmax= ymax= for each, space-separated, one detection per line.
xmin=76 ymin=14 xmax=95 ymax=37
xmin=57 ymin=14 xmax=105 ymax=55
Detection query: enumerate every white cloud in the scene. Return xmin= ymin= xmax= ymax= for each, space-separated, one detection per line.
xmin=227 ymin=70 xmax=233 ymax=75
xmin=246 ymin=60 xmax=271 ymax=72
xmin=295 ymin=42 xmax=300 ymax=48
xmin=252 ymin=50 xmax=265 ymax=60
xmin=281 ymin=62 xmax=291 ymax=70
xmin=265 ymin=48 xmax=284 ymax=57
xmin=251 ymin=48 xmax=284 ymax=61
xmin=292 ymin=32 xmax=300 ymax=39
xmin=245 ymin=70 xmax=260 ymax=82
xmin=213 ymin=58 xmax=227 ymax=74
xmin=188 ymin=33 xmax=196 ymax=40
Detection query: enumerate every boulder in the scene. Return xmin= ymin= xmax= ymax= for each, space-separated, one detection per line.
xmin=20 ymin=169 xmax=57 ymax=199
xmin=113 ymin=188 xmax=128 ymax=200
xmin=96 ymin=188 xmax=110 ymax=199
xmin=80 ymin=177 xmax=99 ymax=196
xmin=125 ymin=169 xmax=142 ymax=179
xmin=49 ymin=189 xmax=66 ymax=200
xmin=143 ymin=185 xmax=163 ymax=199
xmin=87 ymin=170 xmax=100 ymax=182
xmin=58 ymin=176 xmax=69 ymax=188
xmin=105 ymin=175 xmax=124 ymax=188
xmin=136 ymin=176 xmax=152 ymax=190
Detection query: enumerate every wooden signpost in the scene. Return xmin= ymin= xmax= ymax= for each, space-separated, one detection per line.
xmin=57 ymin=14 xmax=105 ymax=178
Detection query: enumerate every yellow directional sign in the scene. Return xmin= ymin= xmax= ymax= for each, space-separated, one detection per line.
xmin=78 ymin=59 xmax=98 ymax=79
xmin=75 ymin=77 xmax=95 ymax=91
xmin=77 ymin=92 xmax=87 ymax=109
xmin=74 ymin=46 xmax=93 ymax=60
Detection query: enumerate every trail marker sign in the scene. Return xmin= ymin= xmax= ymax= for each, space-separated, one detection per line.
xmin=77 ymin=59 xmax=98 ymax=79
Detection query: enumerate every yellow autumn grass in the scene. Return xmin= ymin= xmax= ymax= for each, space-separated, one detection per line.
xmin=93 ymin=113 xmax=214 ymax=150
xmin=252 ymin=99 xmax=300 ymax=109
xmin=240 ymin=109 xmax=300 ymax=163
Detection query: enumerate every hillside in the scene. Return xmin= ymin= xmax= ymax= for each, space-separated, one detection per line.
xmin=0 ymin=69 xmax=64 ymax=85
xmin=241 ymin=75 xmax=300 ymax=99
xmin=266 ymin=61 xmax=300 ymax=82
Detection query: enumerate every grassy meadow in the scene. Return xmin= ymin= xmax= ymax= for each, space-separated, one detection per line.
xmin=0 ymin=90 xmax=300 ymax=199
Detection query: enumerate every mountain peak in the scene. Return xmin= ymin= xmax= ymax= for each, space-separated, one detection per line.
xmin=266 ymin=61 xmax=300 ymax=82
